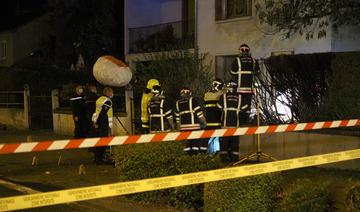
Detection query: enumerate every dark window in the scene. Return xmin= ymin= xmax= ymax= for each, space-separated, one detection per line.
xmin=215 ymin=0 xmax=252 ymax=21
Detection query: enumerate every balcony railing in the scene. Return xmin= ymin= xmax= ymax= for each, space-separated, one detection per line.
xmin=129 ymin=20 xmax=194 ymax=54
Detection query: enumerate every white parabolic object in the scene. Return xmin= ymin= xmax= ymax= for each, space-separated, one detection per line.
xmin=93 ymin=56 xmax=132 ymax=87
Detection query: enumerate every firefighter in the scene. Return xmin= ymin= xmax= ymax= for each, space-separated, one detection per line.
xmin=92 ymin=87 xmax=113 ymax=164
xmin=175 ymin=87 xmax=206 ymax=154
xmin=147 ymin=85 xmax=174 ymax=133
xmin=230 ymin=43 xmax=257 ymax=123
xmin=217 ymin=81 xmax=248 ymax=163
xmin=70 ymin=85 xmax=86 ymax=138
xmin=203 ymin=79 xmax=225 ymax=154
xmin=85 ymin=84 xmax=99 ymax=137
xmin=141 ymin=79 xmax=160 ymax=134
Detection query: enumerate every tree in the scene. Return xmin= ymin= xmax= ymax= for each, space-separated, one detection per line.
xmin=256 ymin=0 xmax=360 ymax=39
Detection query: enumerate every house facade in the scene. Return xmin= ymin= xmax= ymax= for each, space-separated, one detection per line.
xmin=124 ymin=0 xmax=360 ymax=77
xmin=0 ymin=14 xmax=50 ymax=67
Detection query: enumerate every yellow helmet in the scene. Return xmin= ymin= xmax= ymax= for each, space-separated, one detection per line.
xmin=146 ymin=79 xmax=160 ymax=90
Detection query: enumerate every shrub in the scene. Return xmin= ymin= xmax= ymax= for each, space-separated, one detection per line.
xmin=346 ymin=185 xmax=360 ymax=211
xmin=114 ymin=141 xmax=223 ymax=209
xmin=204 ymin=173 xmax=283 ymax=212
xmin=277 ymin=179 xmax=334 ymax=212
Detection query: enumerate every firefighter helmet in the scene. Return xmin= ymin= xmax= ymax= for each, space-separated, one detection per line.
xmin=239 ymin=43 xmax=250 ymax=53
xmin=226 ymin=80 xmax=238 ymax=93
xmin=179 ymin=87 xmax=191 ymax=97
xmin=146 ymin=79 xmax=160 ymax=90
xmin=211 ymin=78 xmax=223 ymax=92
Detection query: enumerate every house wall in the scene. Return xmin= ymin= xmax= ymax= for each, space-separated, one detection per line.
xmin=12 ymin=14 xmax=50 ymax=65
xmin=125 ymin=0 xmax=183 ymax=54
xmin=331 ymin=25 xmax=360 ymax=52
xmin=0 ymin=108 xmax=28 ymax=130
xmin=0 ymin=32 xmax=14 ymax=67
xmin=196 ymin=0 xmax=333 ymax=73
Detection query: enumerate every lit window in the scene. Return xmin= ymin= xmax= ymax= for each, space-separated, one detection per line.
xmin=215 ymin=0 xmax=252 ymax=21
xmin=0 ymin=41 xmax=7 ymax=60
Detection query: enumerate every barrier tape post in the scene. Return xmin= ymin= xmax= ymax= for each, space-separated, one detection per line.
xmin=0 ymin=119 xmax=359 ymax=155
xmin=0 ymin=148 xmax=359 ymax=211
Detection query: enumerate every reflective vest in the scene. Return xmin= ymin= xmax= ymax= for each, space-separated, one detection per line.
xmin=203 ymin=90 xmax=224 ymax=127
xmin=148 ymin=96 xmax=172 ymax=133
xmin=92 ymin=95 xmax=113 ymax=129
xmin=217 ymin=93 xmax=247 ymax=128
xmin=141 ymin=92 xmax=153 ymax=128
xmin=175 ymin=97 xmax=204 ymax=131
xmin=230 ymin=56 xmax=256 ymax=94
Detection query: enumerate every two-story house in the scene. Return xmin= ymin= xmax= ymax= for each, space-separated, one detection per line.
xmin=124 ymin=0 xmax=360 ymax=79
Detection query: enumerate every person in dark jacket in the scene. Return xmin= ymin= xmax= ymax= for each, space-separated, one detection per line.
xmin=147 ymin=85 xmax=174 ymax=133
xmin=217 ymin=81 xmax=248 ymax=163
xmin=85 ymin=84 xmax=99 ymax=137
xmin=229 ymin=43 xmax=257 ymax=123
xmin=70 ymin=85 xmax=86 ymax=138
xmin=91 ymin=87 xmax=113 ymax=164
xmin=175 ymin=87 xmax=206 ymax=154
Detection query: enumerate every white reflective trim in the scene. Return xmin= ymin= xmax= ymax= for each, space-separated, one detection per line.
xmin=70 ymin=97 xmax=82 ymax=101
xmin=231 ymin=151 xmax=240 ymax=155
xmin=192 ymin=147 xmax=200 ymax=150
xmin=183 ymin=147 xmax=191 ymax=151
xmin=200 ymin=147 xmax=208 ymax=150
xmin=14 ymin=143 xmax=37 ymax=153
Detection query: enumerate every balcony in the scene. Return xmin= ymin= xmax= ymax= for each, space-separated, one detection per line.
xmin=128 ymin=20 xmax=194 ymax=54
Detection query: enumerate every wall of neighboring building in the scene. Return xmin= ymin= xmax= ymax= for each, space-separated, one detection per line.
xmin=0 ymin=32 xmax=14 ymax=67
xmin=0 ymin=108 xmax=28 ymax=130
xmin=12 ymin=14 xmax=50 ymax=65
xmin=125 ymin=0 xmax=182 ymax=55
xmin=197 ymin=0 xmax=333 ymax=73
xmin=331 ymin=25 xmax=360 ymax=52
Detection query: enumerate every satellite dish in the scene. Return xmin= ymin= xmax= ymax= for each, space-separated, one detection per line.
xmin=93 ymin=56 xmax=132 ymax=87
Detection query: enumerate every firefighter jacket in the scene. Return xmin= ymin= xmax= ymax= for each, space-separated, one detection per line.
xmin=148 ymin=95 xmax=173 ymax=133
xmin=70 ymin=94 xmax=86 ymax=120
xmin=141 ymin=79 xmax=160 ymax=128
xmin=175 ymin=96 xmax=205 ymax=131
xmin=217 ymin=93 xmax=247 ymax=128
xmin=92 ymin=95 xmax=113 ymax=130
xmin=230 ymin=55 xmax=256 ymax=94
xmin=203 ymin=90 xmax=224 ymax=128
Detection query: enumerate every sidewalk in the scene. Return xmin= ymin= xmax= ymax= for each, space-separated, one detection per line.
xmin=0 ymin=129 xmax=181 ymax=212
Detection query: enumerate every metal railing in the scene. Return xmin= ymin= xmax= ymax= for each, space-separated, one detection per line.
xmin=0 ymin=91 xmax=25 ymax=108
xmin=129 ymin=20 xmax=194 ymax=54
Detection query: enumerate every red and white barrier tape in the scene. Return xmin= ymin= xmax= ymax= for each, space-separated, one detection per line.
xmin=0 ymin=119 xmax=359 ymax=155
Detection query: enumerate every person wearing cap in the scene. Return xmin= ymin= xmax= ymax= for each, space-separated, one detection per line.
xmin=230 ymin=43 xmax=257 ymax=124
xmin=147 ymin=85 xmax=174 ymax=133
xmin=70 ymin=85 xmax=86 ymax=138
xmin=217 ymin=81 xmax=248 ymax=163
xmin=175 ymin=87 xmax=207 ymax=154
xmin=141 ymin=79 xmax=160 ymax=134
